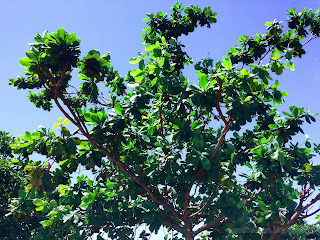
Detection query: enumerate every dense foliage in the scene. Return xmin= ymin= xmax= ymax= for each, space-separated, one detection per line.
xmin=2 ymin=3 xmax=320 ymax=239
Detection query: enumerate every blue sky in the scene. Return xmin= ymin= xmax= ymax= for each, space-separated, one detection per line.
xmin=1 ymin=0 xmax=320 ymax=238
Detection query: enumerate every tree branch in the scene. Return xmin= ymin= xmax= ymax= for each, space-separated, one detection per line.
xmin=194 ymin=216 xmax=230 ymax=235
xmin=215 ymin=76 xmax=227 ymax=125
xmin=190 ymin=185 xmax=217 ymax=218
xmin=209 ymin=116 xmax=232 ymax=161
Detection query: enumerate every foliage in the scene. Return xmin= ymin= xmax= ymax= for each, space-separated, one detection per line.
xmin=4 ymin=3 xmax=320 ymax=240
xmin=285 ymin=223 xmax=320 ymax=240
xmin=0 ymin=131 xmax=35 ymax=239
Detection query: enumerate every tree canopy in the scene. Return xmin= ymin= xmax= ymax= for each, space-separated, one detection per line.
xmin=2 ymin=3 xmax=320 ymax=240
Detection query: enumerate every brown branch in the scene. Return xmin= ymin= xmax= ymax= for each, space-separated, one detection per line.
xmin=194 ymin=216 xmax=230 ymax=235
xmin=215 ymin=76 xmax=227 ymax=125
xmin=209 ymin=116 xmax=232 ymax=161
xmin=267 ymin=194 xmax=320 ymax=240
xmin=190 ymin=185 xmax=217 ymax=218
xmin=37 ymin=70 xmax=54 ymax=93
xmin=54 ymin=63 xmax=69 ymax=98
xmin=102 ymin=163 xmax=116 ymax=183
xmin=244 ymin=175 xmax=281 ymax=205
xmin=302 ymin=34 xmax=315 ymax=46
xmin=183 ymin=187 xmax=192 ymax=233
xmin=163 ymin=219 xmax=184 ymax=232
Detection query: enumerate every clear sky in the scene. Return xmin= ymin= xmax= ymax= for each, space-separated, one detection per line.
xmin=0 ymin=0 xmax=320 ymax=238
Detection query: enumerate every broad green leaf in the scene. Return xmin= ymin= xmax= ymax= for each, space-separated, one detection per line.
xmin=243 ymin=96 xmax=252 ymax=102
xmin=57 ymin=28 xmax=66 ymax=39
xmin=129 ymin=57 xmax=141 ymax=64
xmin=18 ymin=189 xmax=26 ymax=198
xmin=292 ymin=107 xmax=299 ymax=117
xmin=141 ymin=134 xmax=150 ymax=143
xmin=33 ymin=199 xmax=45 ymax=206
xmin=11 ymin=158 xmax=19 ymax=163
xmin=285 ymin=51 xmax=292 ymax=60
xmin=259 ymin=201 xmax=267 ymax=211
xmin=41 ymin=220 xmax=53 ymax=227
xmin=114 ymin=104 xmax=123 ymax=115
xmin=199 ymin=73 xmax=208 ymax=90
xmin=24 ymin=165 xmax=33 ymax=171
xmin=222 ymin=56 xmax=232 ymax=70
xmin=78 ymin=73 xmax=89 ymax=80
xmin=146 ymin=44 xmax=156 ymax=52
xmin=130 ymin=69 xmax=143 ymax=77
xmin=161 ymin=36 xmax=166 ymax=45
xmin=36 ymin=205 xmax=44 ymax=211
xmin=31 ymin=131 xmax=41 ymax=139
xmin=49 ymin=200 xmax=57 ymax=208
xmin=201 ymin=158 xmax=211 ymax=170
xmin=271 ymin=48 xmax=280 ymax=60
xmin=304 ymin=163 xmax=311 ymax=172
xmin=24 ymin=131 xmax=33 ymax=142
xmin=287 ymin=62 xmax=295 ymax=71
xmin=268 ymin=124 xmax=278 ymax=129
xmin=20 ymin=58 xmax=33 ymax=68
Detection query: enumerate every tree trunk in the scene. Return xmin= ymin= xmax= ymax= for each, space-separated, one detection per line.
xmin=186 ymin=230 xmax=194 ymax=240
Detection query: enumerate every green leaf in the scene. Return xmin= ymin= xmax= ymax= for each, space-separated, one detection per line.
xmin=57 ymin=28 xmax=66 ymax=39
xmin=20 ymin=58 xmax=33 ymax=68
xmin=199 ymin=73 xmax=208 ymax=90
xmin=146 ymin=44 xmax=156 ymax=52
xmin=259 ymin=201 xmax=267 ymax=211
xmin=24 ymin=165 xmax=33 ymax=171
xmin=304 ymin=163 xmax=311 ymax=172
xmin=18 ymin=189 xmax=26 ymax=198
xmin=285 ymin=51 xmax=292 ymax=60
xmin=31 ymin=131 xmax=41 ymax=139
xmin=41 ymin=220 xmax=53 ymax=227
xmin=130 ymin=69 xmax=143 ymax=77
xmin=114 ymin=104 xmax=123 ymax=115
xmin=161 ymin=36 xmax=166 ymax=45
xmin=61 ymin=127 xmax=70 ymax=137
xmin=129 ymin=57 xmax=141 ymax=64
xmin=243 ymin=96 xmax=252 ymax=102
xmin=78 ymin=73 xmax=89 ymax=80
xmin=268 ymin=124 xmax=278 ymax=129
xmin=36 ymin=205 xmax=44 ymax=211
xmin=292 ymin=107 xmax=299 ymax=117
xmin=222 ymin=56 xmax=232 ymax=70
xmin=33 ymin=199 xmax=45 ymax=206
xmin=201 ymin=158 xmax=211 ymax=170
xmin=141 ymin=134 xmax=150 ymax=143
xmin=271 ymin=48 xmax=280 ymax=60
xmin=287 ymin=62 xmax=295 ymax=71
xmin=24 ymin=131 xmax=33 ymax=142
xmin=49 ymin=200 xmax=57 ymax=208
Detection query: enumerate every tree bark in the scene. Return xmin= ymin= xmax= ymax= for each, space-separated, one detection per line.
xmin=186 ymin=230 xmax=194 ymax=240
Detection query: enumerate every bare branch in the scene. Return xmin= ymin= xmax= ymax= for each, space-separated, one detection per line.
xmin=209 ymin=116 xmax=232 ymax=161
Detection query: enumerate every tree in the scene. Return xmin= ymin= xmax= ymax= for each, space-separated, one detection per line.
xmin=0 ymin=131 xmax=39 ymax=239
xmin=284 ymin=222 xmax=320 ymax=240
xmin=3 ymin=2 xmax=320 ymax=239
